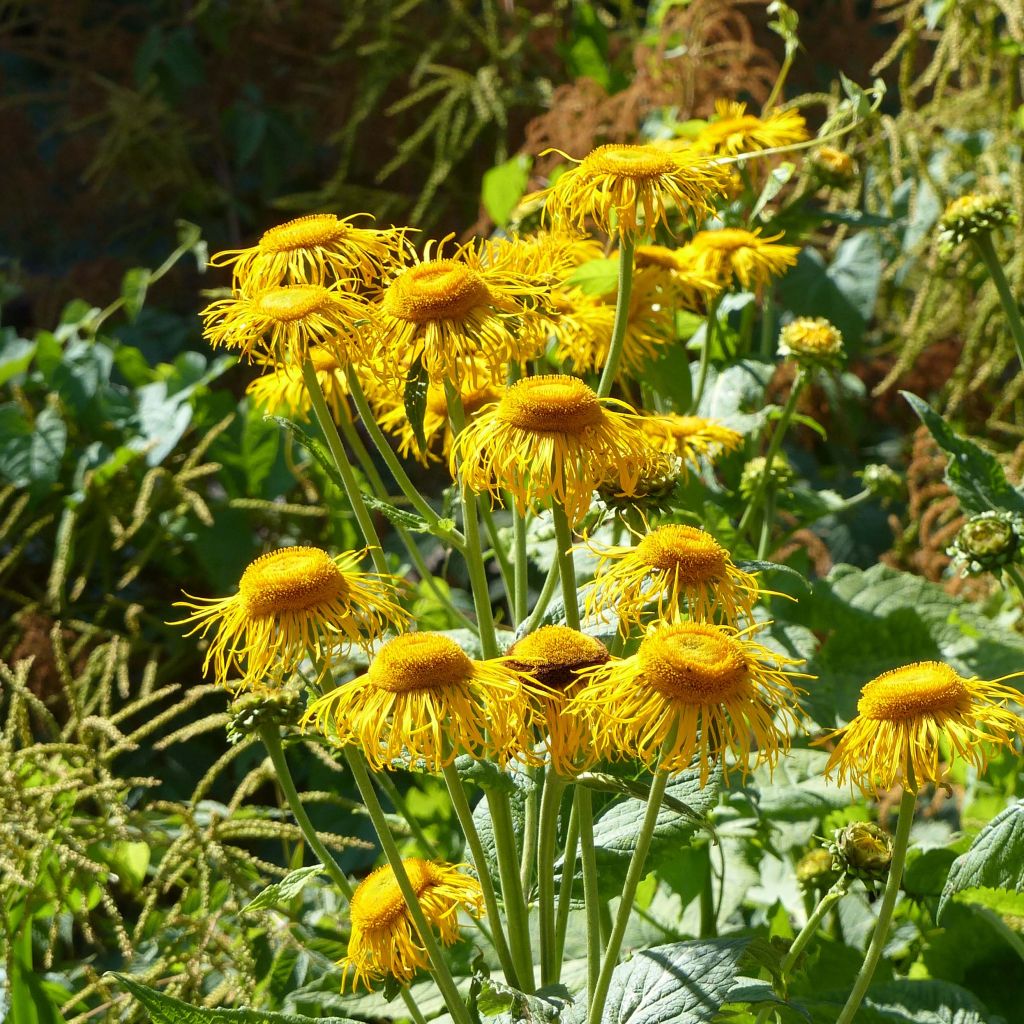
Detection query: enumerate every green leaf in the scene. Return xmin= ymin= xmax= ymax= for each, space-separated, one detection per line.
xmin=482 ymin=155 xmax=532 ymax=227
xmin=0 ymin=334 xmax=36 ymax=386
xmin=566 ymin=258 xmax=619 ymax=296
xmin=244 ymin=865 xmax=324 ymax=912
xmin=752 ymin=162 xmax=795 ymax=221
xmin=691 ymin=359 xmax=775 ymax=433
xmin=112 ymin=974 xmax=363 ymax=1024
xmin=744 ymin=749 xmax=851 ymax=822
xmin=803 ymin=978 xmax=995 ymax=1024
xmin=476 ymin=977 xmax=570 ymax=1022
xmin=954 ymin=885 xmax=1024 ymax=916
xmin=939 ymin=804 xmax=1024 ymax=921
xmin=271 ymin=416 xmax=346 ymax=493
xmin=0 ymin=404 xmax=66 ymax=492
xmin=564 ymin=939 xmax=747 ymax=1024
xmin=121 ymin=267 xmax=151 ymax=321
xmin=403 ymin=355 xmax=431 ymax=456
xmin=736 ymin=559 xmax=811 ymax=589
xmin=903 ymin=392 xmax=1024 ymax=515
xmin=363 ymin=493 xmax=433 ymax=533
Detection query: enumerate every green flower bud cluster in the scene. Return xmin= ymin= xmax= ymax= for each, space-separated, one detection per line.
xmin=227 ymin=686 xmax=305 ymax=743
xmin=947 ymin=510 xmax=1024 ymax=577
xmin=739 ymin=453 xmax=794 ymax=500
xmin=857 ymin=463 xmax=904 ymax=504
xmin=828 ymin=822 xmax=893 ymax=888
xmin=937 ymin=193 xmax=1015 ymax=251
xmin=795 ymin=846 xmax=841 ymax=893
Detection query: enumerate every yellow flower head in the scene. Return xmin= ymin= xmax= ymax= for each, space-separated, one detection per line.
xmin=585 ymin=524 xmax=760 ymax=632
xmin=812 ymin=146 xmax=856 ymax=183
xmin=778 ymin=316 xmax=844 ymax=367
xmin=634 ymin=245 xmax=719 ymax=311
xmin=692 ymin=100 xmax=808 ymax=157
xmin=374 ymin=238 xmax=549 ymax=386
xmin=201 ymin=283 xmax=372 ymax=367
xmin=571 ymin=621 xmax=806 ymax=783
xmin=174 ymin=546 xmax=410 ymax=691
xmin=452 ymin=374 xmax=661 ymax=525
xmin=534 ymin=143 xmax=729 ymax=237
xmin=821 ymin=662 xmax=1024 ymax=794
xmin=681 ymin=228 xmax=800 ymax=291
xmin=343 ymin=858 xmax=484 ymax=990
xmin=246 ymin=346 xmax=349 ymax=419
xmin=506 ymin=625 xmax=612 ymax=775
xmin=639 ymin=414 xmax=743 ymax=471
xmin=210 ymin=213 xmax=410 ymax=290
xmin=303 ymin=632 xmax=537 ymax=771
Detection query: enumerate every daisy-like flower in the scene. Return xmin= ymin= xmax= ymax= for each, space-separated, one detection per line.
xmin=821 ymin=661 xmax=1024 ymax=794
xmin=174 ymin=546 xmax=410 ymax=690
xmin=680 ymin=228 xmax=800 ymax=291
xmin=342 ymin=858 xmax=484 ymax=990
xmin=585 ymin=524 xmax=761 ymax=632
xmin=639 ymin=414 xmax=743 ymax=471
xmin=201 ymin=283 xmax=371 ymax=366
xmin=690 ymin=99 xmax=808 ymax=157
xmin=374 ymin=237 xmax=549 ymax=386
xmin=506 ymin=625 xmax=611 ymax=774
xmin=452 ymin=374 xmax=661 ymax=525
xmin=937 ymin=192 xmax=1015 ymax=250
xmin=209 ymin=213 xmax=410 ymax=289
xmin=246 ymin=345 xmax=349 ymax=419
xmin=777 ymin=316 xmax=844 ymax=368
xmin=634 ymin=244 xmax=720 ymax=311
xmin=571 ymin=620 xmax=806 ymax=783
xmin=534 ymin=143 xmax=730 ymax=237
xmin=303 ymin=632 xmax=536 ymax=771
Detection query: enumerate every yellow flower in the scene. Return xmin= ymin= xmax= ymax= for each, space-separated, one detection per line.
xmin=820 ymin=662 xmax=1024 ymax=794
xmin=209 ymin=213 xmax=410 ymax=290
xmin=343 ymin=858 xmax=484 ymax=990
xmin=634 ymin=244 xmax=720 ymax=311
xmin=506 ymin=625 xmax=611 ymax=775
xmin=246 ymin=346 xmax=349 ymax=419
xmin=571 ymin=621 xmax=806 ymax=783
xmin=452 ymin=374 xmax=661 ymax=525
xmin=374 ymin=238 xmax=549 ymax=386
xmin=680 ymin=228 xmax=800 ymax=290
xmin=534 ymin=143 xmax=729 ymax=237
xmin=201 ymin=283 xmax=371 ymax=366
xmin=585 ymin=524 xmax=760 ymax=632
xmin=812 ymin=146 xmax=856 ymax=183
xmin=303 ymin=632 xmax=536 ymax=771
xmin=691 ymin=99 xmax=808 ymax=157
xmin=174 ymin=546 xmax=410 ymax=691
xmin=778 ymin=316 xmax=844 ymax=366
xmin=639 ymin=414 xmax=743 ymax=471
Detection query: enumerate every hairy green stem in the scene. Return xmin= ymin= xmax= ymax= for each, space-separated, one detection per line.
xmin=520 ymin=767 xmax=541 ymax=894
xmin=1003 ymin=564 xmax=1024 ymax=603
xmin=538 ymin=773 xmax=568 ymax=985
xmin=372 ymin=769 xmax=442 ymax=860
xmin=513 ymin=509 xmax=529 ymax=627
xmin=577 ymin=785 xmax=601 ymax=1003
xmin=691 ymin=296 xmax=723 ymax=412
xmin=302 ymin=360 xmax=389 ymax=575
xmin=835 ymin=786 xmax=916 ymax=1024
xmin=479 ymin=500 xmax=515 ymax=618
xmin=553 ymin=792 xmax=581 ymax=973
xmin=550 ymin=503 xmax=581 ymax=630
xmin=521 ymin=557 xmax=560 ymax=635
xmin=974 ymin=232 xmax=1024 ymax=372
xmin=597 ymin=235 xmax=636 ymax=398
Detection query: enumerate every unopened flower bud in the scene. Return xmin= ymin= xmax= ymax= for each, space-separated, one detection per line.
xmin=947 ymin=510 xmax=1024 ymax=577
xmin=739 ymin=454 xmax=793 ymax=500
xmin=938 ymin=193 xmax=1015 ymax=251
xmin=227 ymin=687 xmax=304 ymax=743
xmin=829 ymin=822 xmax=893 ymax=882
xmin=857 ymin=463 xmax=904 ymax=504
xmin=796 ymin=847 xmax=840 ymax=892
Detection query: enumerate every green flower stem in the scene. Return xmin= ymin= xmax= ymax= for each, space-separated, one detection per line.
xmin=835 ymin=785 xmax=917 ymax=1024
xmin=973 ymin=232 xmax=1024 ymax=371
xmin=344 ymin=748 xmax=475 ymax=1024
xmin=371 ymin=768 xmax=442 ymax=860
xmin=597 ymin=234 xmax=636 ymax=398
xmin=336 ymin=408 xmax=477 ymax=632
xmin=538 ymin=772 xmax=569 ymax=985
xmin=586 ymin=727 xmax=677 ymax=1024
xmin=756 ymin=489 xmax=776 ymax=561
xmin=737 ymin=367 xmax=806 ymax=539
xmin=760 ymin=290 xmax=776 ymax=358
xmin=344 ymin=367 xmax=466 ymax=550
xmin=691 ymin=295 xmax=723 ymax=412
xmin=1003 ymin=564 xmax=1024 ymax=603
xmin=577 ymin=784 xmax=602 ymax=1003
xmin=302 ymin=360 xmax=389 ymax=576
xmin=699 ymin=845 xmax=717 ymax=938
xmin=553 ymin=791 xmax=581 ymax=971
xmin=513 ymin=509 xmax=529 ymax=627
xmin=478 ymin=500 xmax=515 ymax=615
xmin=521 ymin=557 xmax=560 ymax=635
xmin=488 ymin=787 xmax=537 ymax=991
xmin=520 ymin=769 xmax=541 ymax=894
xmin=440 ymin=762 xmax=522 ymax=989
xmin=550 ymin=502 xmax=581 ymax=631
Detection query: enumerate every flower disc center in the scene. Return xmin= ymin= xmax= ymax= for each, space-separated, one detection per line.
xmin=239 ymin=546 xmax=345 ymax=617
xmin=254 ymin=285 xmax=332 ymax=322
xmin=369 ymin=633 xmax=475 ymax=693
xmin=383 ymin=261 xmax=490 ymax=323
xmin=350 ymin=859 xmax=435 ymax=931
xmin=635 ymin=525 xmax=727 ymax=581
xmin=638 ymin=623 xmax=748 ymax=702
xmin=498 ymin=375 xmax=604 ymax=434
xmin=507 ymin=625 xmax=610 ymax=690
xmin=584 ymin=144 xmax=676 ymax=180
xmin=857 ymin=662 xmax=969 ymax=721
xmin=260 ymin=214 xmax=347 ymax=253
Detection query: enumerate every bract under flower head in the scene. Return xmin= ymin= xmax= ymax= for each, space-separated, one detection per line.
xmin=821 ymin=661 xmax=1024 ymax=794
xmin=173 ymin=546 xmax=409 ymax=690
xmin=343 ymin=858 xmax=484 ymax=990
xmin=452 ymin=374 xmax=662 ymax=525
xmin=680 ymin=228 xmax=800 ymax=291
xmin=302 ymin=632 xmax=537 ymax=770
xmin=571 ymin=620 xmax=806 ymax=783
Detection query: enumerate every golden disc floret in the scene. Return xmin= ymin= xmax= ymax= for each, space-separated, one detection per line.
xmin=383 ymin=261 xmax=492 ymax=323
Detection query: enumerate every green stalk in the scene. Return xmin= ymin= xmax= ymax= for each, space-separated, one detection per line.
xmin=691 ymin=295 xmax=723 ymax=412
xmin=553 ymin=792 xmax=581 ymax=971
xmin=302 ymin=360 xmax=389 ymax=576
xmin=586 ymin=728 xmax=676 ymax=1024
xmin=344 ymin=367 xmax=466 ymax=549
xmin=479 ymin=500 xmax=515 ymax=617
xmin=513 ymin=509 xmax=529 ymax=627
xmin=834 ymin=786 xmax=916 ymax=1024
xmin=440 ymin=762 xmax=521 ymax=988
xmin=577 ymin=785 xmax=602 ymax=1003
xmin=344 ymin=749 xmax=475 ymax=1024
xmin=699 ymin=845 xmax=717 ymax=938
xmin=520 ymin=767 xmax=541 ymax=893
xmin=538 ymin=773 xmax=569 ymax=985
xmin=737 ymin=368 xmax=806 ymax=539
xmin=597 ymin=234 xmax=636 ymax=398
xmin=550 ymin=502 xmax=581 ymax=631
xmin=372 ymin=768 xmax=442 ymax=860
xmin=973 ymin=232 xmax=1024 ymax=371
xmin=1003 ymin=564 xmax=1024 ymax=602
xmin=521 ymin=557 xmax=560 ymax=635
